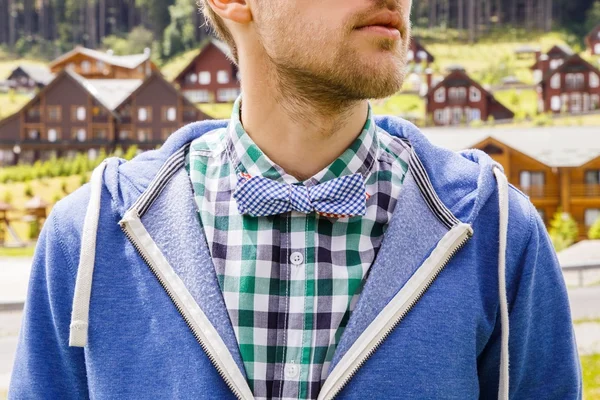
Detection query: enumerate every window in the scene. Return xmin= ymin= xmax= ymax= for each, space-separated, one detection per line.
xmin=26 ymin=107 xmax=40 ymax=120
xmin=217 ymin=70 xmax=230 ymax=84
xmin=74 ymin=128 xmax=86 ymax=142
xmin=470 ymin=108 xmax=481 ymax=121
xmin=81 ymin=61 xmax=91 ymax=73
xmin=449 ymin=87 xmax=467 ymax=101
xmin=217 ymin=88 xmax=241 ymax=102
xmin=591 ymin=72 xmax=600 ymax=88
xmin=119 ymin=130 xmax=132 ymax=141
xmin=199 ymin=71 xmax=211 ymax=85
xmin=549 ymin=59 xmax=563 ymax=70
xmin=47 ymin=128 xmax=59 ymax=142
xmin=592 ymin=95 xmax=600 ymax=110
xmin=163 ymin=107 xmax=177 ymax=122
xmin=137 ymin=129 xmax=152 ymax=142
xmin=434 ymin=109 xmax=445 ymax=124
xmin=596 ymin=43 xmax=600 ymax=54
xmin=96 ymin=61 xmax=104 ymax=71
xmin=520 ymin=171 xmax=545 ymax=187
xmin=93 ymin=129 xmax=107 ymax=140
xmin=550 ymin=73 xmax=561 ymax=89
xmin=469 ymin=86 xmax=481 ymax=102
xmin=47 ymin=106 xmax=61 ymax=122
xmin=88 ymin=148 xmax=98 ymax=160
xmin=27 ymin=129 xmax=40 ymax=140
xmin=75 ymin=106 xmax=86 ymax=121
xmin=551 ymin=96 xmax=561 ymax=111
xmin=137 ymin=107 xmax=152 ymax=122
xmin=585 ymin=209 xmax=600 ymax=226
xmin=571 ymin=93 xmax=582 ymax=113
xmin=407 ymin=50 xmax=414 ymax=61
xmin=434 ymin=87 xmax=445 ymax=103
xmin=187 ymin=73 xmax=198 ymax=84
xmin=566 ymin=73 xmax=585 ymax=90
xmin=586 ymin=170 xmax=600 ymax=185
xmin=185 ymin=90 xmax=211 ymax=103
xmin=452 ymin=107 xmax=463 ymax=124
xmin=533 ymin=69 xmax=543 ymax=83
xmin=417 ymin=50 xmax=427 ymax=60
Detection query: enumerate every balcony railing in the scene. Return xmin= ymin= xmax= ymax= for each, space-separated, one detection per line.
xmin=571 ymin=184 xmax=600 ymax=198
xmin=516 ymin=185 xmax=560 ymax=198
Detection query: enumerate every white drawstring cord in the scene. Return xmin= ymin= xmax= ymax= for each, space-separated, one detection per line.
xmin=493 ymin=166 xmax=510 ymax=400
xmin=69 ymin=161 xmax=107 ymax=347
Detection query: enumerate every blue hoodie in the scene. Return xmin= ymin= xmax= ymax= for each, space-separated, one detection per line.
xmin=9 ymin=117 xmax=581 ymax=399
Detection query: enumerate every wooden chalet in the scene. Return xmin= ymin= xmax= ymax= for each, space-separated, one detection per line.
xmin=425 ymin=68 xmax=514 ymax=126
xmin=0 ymin=69 xmax=210 ymax=166
xmin=536 ymin=54 xmax=600 ymax=114
xmin=49 ymin=46 xmax=159 ymax=79
xmin=173 ymin=39 xmax=240 ymax=104
xmin=531 ymin=44 xmax=574 ymax=83
xmin=7 ymin=65 xmax=54 ymax=91
xmin=586 ymin=25 xmax=600 ymax=56
xmin=423 ymin=126 xmax=600 ymax=239
xmin=407 ymin=37 xmax=434 ymax=66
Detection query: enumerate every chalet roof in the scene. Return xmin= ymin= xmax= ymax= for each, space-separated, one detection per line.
xmin=587 ymin=24 xmax=600 ymax=39
xmin=421 ymin=125 xmax=600 ymax=168
xmin=514 ymin=45 xmax=540 ymax=54
xmin=550 ymin=44 xmax=574 ymax=57
xmin=50 ymin=46 xmax=151 ymax=70
xmin=173 ymin=38 xmax=232 ymax=82
xmin=541 ymin=54 xmax=600 ymax=84
xmin=11 ymin=64 xmax=55 ymax=85
xmin=83 ymin=79 xmax=144 ymax=110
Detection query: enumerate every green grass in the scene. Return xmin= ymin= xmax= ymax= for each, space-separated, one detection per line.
xmin=583 ymin=354 xmax=600 ymax=399
xmin=0 ymin=246 xmax=35 ymax=257
xmin=493 ymin=88 xmax=538 ymax=117
xmin=160 ymin=48 xmax=200 ymax=82
xmin=0 ymin=175 xmax=85 ymax=244
xmin=197 ymin=102 xmax=234 ymax=119
xmin=371 ymin=94 xmax=425 ymax=117
xmin=573 ymin=317 xmax=600 ymax=325
xmin=0 ymin=58 xmax=48 ymax=81
xmin=0 ymin=92 xmax=32 ymax=119
xmin=424 ymin=31 xmax=572 ymax=86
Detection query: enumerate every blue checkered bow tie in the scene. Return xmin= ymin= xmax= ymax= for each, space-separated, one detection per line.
xmin=233 ymin=172 xmax=368 ymax=218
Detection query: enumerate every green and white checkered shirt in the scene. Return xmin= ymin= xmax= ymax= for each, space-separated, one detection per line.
xmin=185 ymin=98 xmax=411 ymax=399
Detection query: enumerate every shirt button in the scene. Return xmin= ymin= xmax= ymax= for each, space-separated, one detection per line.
xmin=285 ymin=362 xmax=299 ymax=379
xmin=290 ymin=252 xmax=304 ymax=265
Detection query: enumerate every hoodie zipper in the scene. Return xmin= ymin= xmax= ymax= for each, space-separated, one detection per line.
xmin=319 ymin=226 xmax=472 ymax=400
xmin=119 ymin=216 xmax=246 ymax=400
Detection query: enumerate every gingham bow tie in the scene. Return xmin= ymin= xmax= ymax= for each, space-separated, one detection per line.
xmin=233 ymin=172 xmax=368 ymax=218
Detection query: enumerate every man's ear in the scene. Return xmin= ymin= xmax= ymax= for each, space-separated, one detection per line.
xmin=206 ymin=0 xmax=252 ymax=24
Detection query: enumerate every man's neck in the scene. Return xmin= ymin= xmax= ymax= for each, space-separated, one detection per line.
xmin=238 ymin=55 xmax=370 ymax=182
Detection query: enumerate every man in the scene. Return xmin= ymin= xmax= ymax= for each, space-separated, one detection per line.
xmin=10 ymin=0 xmax=581 ymax=399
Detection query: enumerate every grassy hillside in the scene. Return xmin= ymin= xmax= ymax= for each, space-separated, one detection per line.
xmin=0 ymin=175 xmax=86 ymax=246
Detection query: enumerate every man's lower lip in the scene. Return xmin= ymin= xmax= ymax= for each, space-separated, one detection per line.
xmin=355 ymin=25 xmax=401 ymax=39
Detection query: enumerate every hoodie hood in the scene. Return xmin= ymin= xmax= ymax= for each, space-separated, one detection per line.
xmin=102 ymin=117 xmax=501 ymax=225
xmin=69 ymin=116 xmax=511 ymax=399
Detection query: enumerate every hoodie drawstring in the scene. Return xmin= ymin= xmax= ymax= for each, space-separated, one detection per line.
xmin=69 ymin=161 xmax=107 ymax=347
xmin=493 ymin=166 xmax=510 ymax=400
xmin=67 ymin=160 xmax=512 ymax=399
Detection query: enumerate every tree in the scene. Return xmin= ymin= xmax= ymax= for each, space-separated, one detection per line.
xmin=162 ymin=0 xmax=197 ymax=58
xmin=549 ymin=209 xmax=578 ymax=251
xmin=585 ymin=1 xmax=600 ymax=35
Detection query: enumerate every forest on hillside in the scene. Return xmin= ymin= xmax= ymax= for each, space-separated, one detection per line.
xmin=0 ymin=0 xmax=599 ymax=63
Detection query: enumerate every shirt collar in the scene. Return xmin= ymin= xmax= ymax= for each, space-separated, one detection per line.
xmin=226 ymin=96 xmax=379 ymax=186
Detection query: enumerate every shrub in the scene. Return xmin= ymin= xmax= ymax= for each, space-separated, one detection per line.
xmin=24 ymin=183 xmax=34 ymax=198
xmin=549 ymin=209 xmax=578 ymax=251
